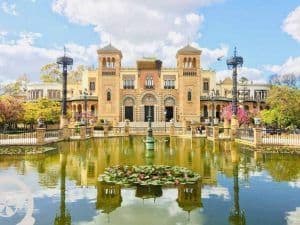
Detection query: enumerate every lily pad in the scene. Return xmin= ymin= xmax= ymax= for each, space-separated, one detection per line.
xmin=98 ymin=165 xmax=201 ymax=187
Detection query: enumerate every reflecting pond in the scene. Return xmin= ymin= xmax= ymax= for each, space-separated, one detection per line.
xmin=0 ymin=137 xmax=300 ymax=225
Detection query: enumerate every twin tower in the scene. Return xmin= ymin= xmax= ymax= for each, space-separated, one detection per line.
xmin=96 ymin=43 xmax=202 ymax=124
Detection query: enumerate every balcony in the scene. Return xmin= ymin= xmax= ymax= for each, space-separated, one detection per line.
xmin=200 ymin=95 xmax=267 ymax=102
xmin=123 ymin=85 xmax=135 ymax=89
xmin=183 ymin=69 xmax=197 ymax=76
xmin=102 ymin=68 xmax=116 ymax=76
xmin=164 ymin=86 xmax=175 ymax=89
xmin=144 ymin=85 xmax=155 ymax=89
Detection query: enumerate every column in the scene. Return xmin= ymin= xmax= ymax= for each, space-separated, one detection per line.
xmin=253 ymin=128 xmax=262 ymax=147
xmin=213 ymin=126 xmax=219 ymax=140
xmin=80 ymin=126 xmax=86 ymax=140
xmin=36 ymin=128 xmax=46 ymax=145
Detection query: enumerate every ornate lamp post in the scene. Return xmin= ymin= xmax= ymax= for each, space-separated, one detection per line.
xmin=57 ymin=48 xmax=73 ymax=128
xmin=210 ymin=89 xmax=216 ymax=126
xmin=226 ymin=47 xmax=243 ymax=134
xmin=83 ymin=88 xmax=88 ymax=125
xmin=164 ymin=110 xmax=167 ymax=132
xmin=145 ymin=108 xmax=155 ymax=150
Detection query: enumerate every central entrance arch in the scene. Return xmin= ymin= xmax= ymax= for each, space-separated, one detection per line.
xmin=142 ymin=93 xmax=157 ymax=122
xmin=164 ymin=96 xmax=175 ymax=122
xmin=123 ymin=97 xmax=135 ymax=121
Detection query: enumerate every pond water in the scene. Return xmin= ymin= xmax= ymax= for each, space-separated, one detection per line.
xmin=0 ymin=137 xmax=300 ymax=225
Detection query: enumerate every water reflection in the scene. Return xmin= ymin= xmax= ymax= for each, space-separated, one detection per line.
xmin=54 ymin=153 xmax=71 ymax=225
xmin=0 ymin=137 xmax=300 ymax=225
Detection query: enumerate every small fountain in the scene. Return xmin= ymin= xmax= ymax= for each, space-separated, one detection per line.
xmin=145 ymin=108 xmax=155 ymax=150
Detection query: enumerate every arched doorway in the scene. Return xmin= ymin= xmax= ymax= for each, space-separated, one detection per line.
xmin=142 ymin=93 xmax=157 ymax=122
xmin=123 ymin=97 xmax=135 ymax=121
xmin=216 ymin=105 xmax=221 ymax=119
xmin=164 ymin=97 xmax=175 ymax=122
xmin=77 ymin=104 xmax=82 ymax=121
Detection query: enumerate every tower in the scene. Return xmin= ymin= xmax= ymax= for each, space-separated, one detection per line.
xmin=97 ymin=44 xmax=122 ymax=124
xmin=176 ymin=44 xmax=202 ymax=122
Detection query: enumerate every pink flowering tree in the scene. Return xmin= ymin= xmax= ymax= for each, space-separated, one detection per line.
xmin=221 ymin=104 xmax=250 ymax=126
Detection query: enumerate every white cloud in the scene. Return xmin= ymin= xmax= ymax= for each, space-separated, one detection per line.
xmin=282 ymin=6 xmax=300 ymax=42
xmin=202 ymin=185 xmax=230 ymax=200
xmin=1 ymin=1 xmax=18 ymax=16
xmin=217 ymin=67 xmax=267 ymax=83
xmin=264 ymin=56 xmax=300 ymax=78
xmin=51 ymin=0 xmax=224 ymax=67
xmin=17 ymin=32 xmax=42 ymax=46
xmin=186 ymin=13 xmax=204 ymax=25
xmin=286 ymin=207 xmax=300 ymax=225
xmin=0 ymin=33 xmax=97 ymax=81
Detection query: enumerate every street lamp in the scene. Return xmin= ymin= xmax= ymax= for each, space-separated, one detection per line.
xmin=210 ymin=89 xmax=216 ymax=126
xmin=164 ymin=110 xmax=167 ymax=132
xmin=83 ymin=88 xmax=88 ymax=126
xmin=226 ymin=47 xmax=243 ymax=116
xmin=57 ymin=47 xmax=73 ymax=128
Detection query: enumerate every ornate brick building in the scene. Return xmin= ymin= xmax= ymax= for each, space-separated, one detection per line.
xmin=93 ymin=43 xmax=205 ymax=124
xmin=65 ymin=43 xmax=269 ymax=125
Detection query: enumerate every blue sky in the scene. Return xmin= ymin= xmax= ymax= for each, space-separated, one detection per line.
xmin=0 ymin=0 xmax=300 ymax=83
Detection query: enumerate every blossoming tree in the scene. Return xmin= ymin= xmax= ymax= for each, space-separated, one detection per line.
xmin=221 ymin=104 xmax=250 ymax=126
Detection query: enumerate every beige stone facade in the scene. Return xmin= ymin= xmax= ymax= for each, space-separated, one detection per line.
xmin=63 ymin=43 xmax=269 ymax=125
xmin=90 ymin=43 xmax=205 ymax=124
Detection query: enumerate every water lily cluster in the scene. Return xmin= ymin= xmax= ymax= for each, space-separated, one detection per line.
xmin=99 ymin=165 xmax=201 ymax=186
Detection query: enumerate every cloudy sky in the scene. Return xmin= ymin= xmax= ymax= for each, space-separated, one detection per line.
xmin=0 ymin=0 xmax=300 ymax=83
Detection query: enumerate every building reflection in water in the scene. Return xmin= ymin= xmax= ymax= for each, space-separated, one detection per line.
xmin=177 ymin=181 xmax=203 ymax=220
xmin=135 ymin=185 xmax=163 ymax=203
xmin=96 ymin=181 xmax=203 ymax=222
xmin=96 ymin=181 xmax=122 ymax=222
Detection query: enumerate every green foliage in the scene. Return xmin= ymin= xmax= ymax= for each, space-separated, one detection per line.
xmin=0 ymin=74 xmax=29 ymax=96
xmin=40 ymin=63 xmax=61 ymax=83
xmin=23 ymin=99 xmax=61 ymax=125
xmin=99 ymin=165 xmax=201 ymax=186
xmin=67 ymin=65 xmax=85 ymax=84
xmin=261 ymin=86 xmax=300 ymax=127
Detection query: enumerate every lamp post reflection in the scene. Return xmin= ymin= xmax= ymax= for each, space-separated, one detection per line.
xmin=54 ymin=153 xmax=71 ymax=225
xmin=229 ymin=143 xmax=246 ymax=225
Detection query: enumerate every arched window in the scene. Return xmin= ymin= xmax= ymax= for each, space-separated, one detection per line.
xmin=145 ymin=76 xmax=154 ymax=88
xmin=187 ymin=90 xmax=192 ymax=101
xmin=107 ymin=90 xmax=111 ymax=101
xmin=192 ymin=58 xmax=196 ymax=68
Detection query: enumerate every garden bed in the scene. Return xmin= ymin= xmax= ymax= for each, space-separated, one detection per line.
xmin=0 ymin=146 xmax=57 ymax=155
xmin=99 ymin=165 xmax=201 ymax=186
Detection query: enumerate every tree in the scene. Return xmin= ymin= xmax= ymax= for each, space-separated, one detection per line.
xmin=269 ymin=73 xmax=299 ymax=88
xmin=68 ymin=65 xmax=85 ymax=84
xmin=23 ymin=99 xmax=61 ymax=125
xmin=40 ymin=63 xmax=61 ymax=83
xmin=221 ymin=104 xmax=250 ymax=126
xmin=239 ymin=76 xmax=248 ymax=85
xmin=261 ymin=86 xmax=300 ymax=128
xmin=0 ymin=74 xmax=29 ymax=96
xmin=0 ymin=96 xmax=25 ymax=128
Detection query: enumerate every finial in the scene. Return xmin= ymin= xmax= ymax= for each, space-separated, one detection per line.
xmin=234 ymin=46 xmax=237 ymax=57
xmin=64 ymin=46 xmax=66 ymax=57
xmin=109 ymin=34 xmax=112 ymax=46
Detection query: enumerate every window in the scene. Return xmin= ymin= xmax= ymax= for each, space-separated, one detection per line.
xmin=145 ymin=76 xmax=154 ymax=89
xmin=123 ymin=79 xmax=134 ymax=89
xmin=187 ymin=91 xmax=192 ymax=101
xmin=107 ymin=90 xmax=111 ymax=101
xmin=89 ymin=81 xmax=95 ymax=91
xmin=203 ymin=79 xmax=209 ymax=92
xmin=254 ymin=90 xmax=268 ymax=100
xmin=164 ymin=79 xmax=175 ymax=89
